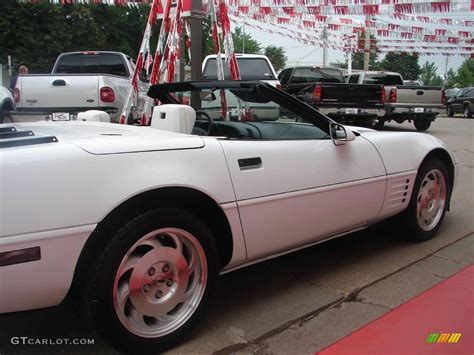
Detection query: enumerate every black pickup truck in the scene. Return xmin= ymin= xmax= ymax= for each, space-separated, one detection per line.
xmin=278 ymin=67 xmax=384 ymax=127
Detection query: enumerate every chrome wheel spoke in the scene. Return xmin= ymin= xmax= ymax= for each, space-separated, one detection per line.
xmin=113 ymin=227 xmax=208 ymax=338
xmin=416 ymin=168 xmax=447 ymax=232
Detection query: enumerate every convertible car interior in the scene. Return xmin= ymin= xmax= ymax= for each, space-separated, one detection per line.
xmin=149 ymin=83 xmax=330 ymax=141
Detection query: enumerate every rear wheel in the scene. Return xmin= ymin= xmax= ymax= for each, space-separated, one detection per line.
xmin=0 ymin=110 xmax=12 ymax=123
xmin=414 ymin=119 xmax=431 ymax=131
xmin=464 ymin=105 xmax=472 ymax=118
xmin=447 ymin=105 xmax=454 ymax=117
xmin=401 ymin=158 xmax=449 ymax=242
xmin=83 ymin=208 xmax=219 ymax=353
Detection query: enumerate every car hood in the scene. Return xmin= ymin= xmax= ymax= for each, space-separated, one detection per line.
xmin=8 ymin=121 xmax=204 ymax=154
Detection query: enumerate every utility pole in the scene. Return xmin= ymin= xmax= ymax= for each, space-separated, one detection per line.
xmin=190 ymin=0 xmax=204 ymax=109
xmin=363 ymin=14 xmax=370 ymax=71
xmin=444 ymin=55 xmax=449 ymax=87
xmin=322 ymin=26 xmax=328 ymax=67
xmin=242 ymin=18 xmax=245 ymax=54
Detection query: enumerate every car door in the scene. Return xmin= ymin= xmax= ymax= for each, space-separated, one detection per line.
xmin=216 ymin=89 xmax=387 ymax=261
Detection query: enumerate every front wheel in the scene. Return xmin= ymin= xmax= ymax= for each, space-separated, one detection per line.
xmin=414 ymin=119 xmax=431 ymax=131
xmin=84 ymin=209 xmax=219 ymax=353
xmin=401 ymin=158 xmax=449 ymax=242
xmin=464 ymin=105 xmax=472 ymax=118
xmin=447 ymin=105 xmax=454 ymax=117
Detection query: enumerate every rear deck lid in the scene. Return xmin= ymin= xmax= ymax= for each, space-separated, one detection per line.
xmin=11 ymin=122 xmax=204 ymax=154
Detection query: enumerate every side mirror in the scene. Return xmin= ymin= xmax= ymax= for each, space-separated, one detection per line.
xmin=330 ymin=122 xmax=356 ymax=146
xmin=199 ymin=90 xmax=217 ymax=102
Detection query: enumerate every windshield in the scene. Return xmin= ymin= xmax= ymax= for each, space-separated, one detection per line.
xmin=203 ymin=58 xmax=276 ymax=80
xmin=363 ymin=74 xmax=403 ymax=86
xmin=152 ymin=84 xmax=329 ymax=140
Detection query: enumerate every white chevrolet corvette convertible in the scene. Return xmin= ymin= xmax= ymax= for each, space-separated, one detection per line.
xmin=0 ymin=81 xmax=457 ymax=352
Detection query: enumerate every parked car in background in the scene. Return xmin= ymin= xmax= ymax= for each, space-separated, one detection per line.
xmin=446 ymin=87 xmax=473 ymax=118
xmin=11 ymin=51 xmax=147 ymax=123
xmin=0 ymin=86 xmax=14 ymax=123
xmin=346 ymin=71 xmax=444 ymax=131
xmin=279 ymin=66 xmax=384 ymax=127
xmin=444 ymin=88 xmax=460 ymax=102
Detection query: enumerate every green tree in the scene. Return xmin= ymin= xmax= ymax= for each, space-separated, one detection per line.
xmin=455 ymin=58 xmax=474 ymax=87
xmin=419 ymin=61 xmax=443 ymax=86
xmin=232 ymin=26 xmax=261 ymax=54
xmin=264 ymin=45 xmax=286 ymax=72
xmin=380 ymin=52 xmax=421 ymax=80
xmin=445 ymin=68 xmax=458 ymax=88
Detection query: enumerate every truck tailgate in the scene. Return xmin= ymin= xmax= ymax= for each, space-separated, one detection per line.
xmin=18 ymin=74 xmax=99 ymax=109
xmin=395 ymin=86 xmax=442 ymax=105
xmin=317 ymin=83 xmax=383 ymax=108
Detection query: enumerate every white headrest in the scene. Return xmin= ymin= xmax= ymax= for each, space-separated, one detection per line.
xmin=151 ymin=105 xmax=196 ymax=135
xmin=77 ymin=110 xmax=111 ymax=122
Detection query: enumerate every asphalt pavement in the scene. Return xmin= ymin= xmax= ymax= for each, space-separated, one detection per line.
xmin=0 ymin=115 xmax=472 ymax=355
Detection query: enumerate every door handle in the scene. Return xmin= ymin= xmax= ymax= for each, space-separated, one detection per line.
xmin=52 ymin=79 xmax=66 ymax=87
xmin=238 ymin=157 xmax=262 ymax=170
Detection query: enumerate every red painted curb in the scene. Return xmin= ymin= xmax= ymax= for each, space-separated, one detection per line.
xmin=317 ymin=264 xmax=473 ymax=355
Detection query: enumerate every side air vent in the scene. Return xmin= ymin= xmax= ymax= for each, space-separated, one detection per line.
xmin=386 ymin=177 xmax=411 ymax=209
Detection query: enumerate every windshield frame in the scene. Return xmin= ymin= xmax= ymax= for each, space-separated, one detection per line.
xmin=148 ymin=81 xmax=332 ymax=134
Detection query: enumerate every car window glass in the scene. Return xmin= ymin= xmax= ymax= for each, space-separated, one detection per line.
xmin=55 ymin=55 xmax=82 ymax=73
xmin=169 ymin=88 xmax=329 ymax=140
xmin=203 ymin=58 xmax=276 ymax=80
xmin=82 ymin=56 xmax=100 ymax=73
xmin=363 ymin=74 xmax=403 ymax=85
xmin=278 ymin=69 xmax=291 ymax=84
xmin=348 ymin=75 xmax=359 ymax=83
xmin=100 ymin=54 xmax=128 ymax=77
xmin=291 ymin=68 xmax=342 ymax=83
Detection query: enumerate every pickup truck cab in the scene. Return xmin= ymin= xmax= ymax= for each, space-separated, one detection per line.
xmin=346 ymin=71 xmax=444 ymax=131
xmin=202 ymin=54 xmax=280 ymax=88
xmin=280 ymin=66 xmax=384 ymax=127
xmin=12 ymin=51 xmax=146 ymax=123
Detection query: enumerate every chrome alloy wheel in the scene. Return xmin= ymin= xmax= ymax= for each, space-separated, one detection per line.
xmin=416 ymin=169 xmax=447 ymax=231
xmin=113 ymin=228 xmax=208 ymax=338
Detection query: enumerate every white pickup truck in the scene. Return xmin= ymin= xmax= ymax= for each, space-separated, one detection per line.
xmin=11 ymin=51 xmax=147 ymax=123
xmin=345 ymin=71 xmax=444 ymax=131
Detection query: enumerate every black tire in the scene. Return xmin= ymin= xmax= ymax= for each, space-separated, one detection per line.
xmin=447 ymin=105 xmax=454 ymax=117
xmin=414 ymin=119 xmax=431 ymax=131
xmin=0 ymin=110 xmax=12 ymax=123
xmin=401 ymin=158 xmax=449 ymax=242
xmin=83 ymin=208 xmax=219 ymax=353
xmin=373 ymin=119 xmax=385 ymax=130
xmin=464 ymin=105 xmax=472 ymax=118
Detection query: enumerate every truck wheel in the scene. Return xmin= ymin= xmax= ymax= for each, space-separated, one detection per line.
xmin=373 ymin=119 xmax=385 ymax=130
xmin=0 ymin=110 xmax=12 ymax=123
xmin=414 ymin=120 xmax=431 ymax=131
xmin=464 ymin=105 xmax=472 ymax=118
xmin=83 ymin=208 xmax=219 ymax=353
xmin=447 ymin=105 xmax=454 ymax=117
xmin=401 ymin=158 xmax=449 ymax=242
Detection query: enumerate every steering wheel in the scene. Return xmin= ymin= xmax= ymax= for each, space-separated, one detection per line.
xmin=195 ymin=110 xmax=213 ymax=135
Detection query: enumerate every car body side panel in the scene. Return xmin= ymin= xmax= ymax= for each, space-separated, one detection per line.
xmin=0 ymin=225 xmax=95 ymax=313
xmin=360 ymin=131 xmax=454 ymax=175
xmin=0 ymin=138 xmax=236 ymax=237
